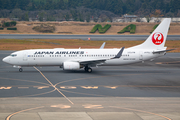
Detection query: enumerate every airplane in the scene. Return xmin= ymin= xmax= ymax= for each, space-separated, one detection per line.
xmin=2 ymin=18 xmax=173 ymax=73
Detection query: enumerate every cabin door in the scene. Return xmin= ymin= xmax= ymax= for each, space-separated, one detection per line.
xmin=23 ymin=52 xmax=28 ymax=61
xmin=139 ymin=51 xmax=143 ymax=60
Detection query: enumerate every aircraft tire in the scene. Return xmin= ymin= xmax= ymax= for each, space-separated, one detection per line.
xmin=87 ymin=67 xmax=92 ymax=73
xmin=19 ymin=68 xmax=23 ymax=72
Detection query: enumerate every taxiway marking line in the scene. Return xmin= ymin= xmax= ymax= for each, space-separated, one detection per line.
xmin=6 ymin=106 xmax=44 ymax=120
xmin=18 ymin=87 xmax=29 ymax=89
xmin=55 ymin=73 xmax=141 ymax=86
xmin=110 ymin=106 xmax=171 ymax=120
xmin=0 ymin=77 xmax=50 ymax=86
xmin=156 ymin=61 xmax=180 ymax=65
xmin=34 ymin=67 xmax=74 ymax=105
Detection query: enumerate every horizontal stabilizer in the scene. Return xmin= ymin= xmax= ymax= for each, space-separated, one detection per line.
xmin=153 ymin=49 xmax=175 ymax=54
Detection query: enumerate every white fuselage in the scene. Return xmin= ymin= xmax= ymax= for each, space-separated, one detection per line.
xmin=2 ymin=48 xmax=164 ymax=67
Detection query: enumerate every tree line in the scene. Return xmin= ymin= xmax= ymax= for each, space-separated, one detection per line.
xmin=0 ymin=0 xmax=180 ymax=17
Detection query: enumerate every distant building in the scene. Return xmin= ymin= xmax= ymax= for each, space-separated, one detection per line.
xmin=112 ymin=14 xmax=138 ymax=22
xmin=97 ymin=18 xmax=102 ymax=23
xmin=10 ymin=18 xmax=19 ymax=21
xmin=138 ymin=17 xmax=147 ymax=22
xmin=149 ymin=17 xmax=163 ymax=23
xmin=112 ymin=17 xmax=123 ymax=22
xmin=54 ymin=18 xmax=64 ymax=22
xmin=90 ymin=18 xmax=94 ymax=22
xmin=172 ymin=18 xmax=180 ymax=22
xmin=123 ymin=14 xmax=138 ymax=22
xmin=112 ymin=17 xmax=180 ymax=23
xmin=29 ymin=18 xmax=39 ymax=22
xmin=69 ymin=18 xmax=74 ymax=21
xmin=43 ymin=18 xmax=46 ymax=22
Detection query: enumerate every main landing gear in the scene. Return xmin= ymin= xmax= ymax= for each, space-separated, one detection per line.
xmin=84 ymin=66 xmax=92 ymax=73
xmin=19 ymin=68 xmax=23 ymax=72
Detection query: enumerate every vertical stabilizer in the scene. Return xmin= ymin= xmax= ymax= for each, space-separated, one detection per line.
xmin=100 ymin=42 xmax=106 ymax=49
xmin=131 ymin=18 xmax=171 ymax=50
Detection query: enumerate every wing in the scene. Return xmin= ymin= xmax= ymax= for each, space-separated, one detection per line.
xmin=78 ymin=47 xmax=125 ymax=66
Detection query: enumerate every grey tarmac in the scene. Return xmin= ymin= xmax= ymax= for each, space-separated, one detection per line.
xmin=0 ymin=51 xmax=180 ymax=120
xmin=0 ymin=34 xmax=180 ymax=40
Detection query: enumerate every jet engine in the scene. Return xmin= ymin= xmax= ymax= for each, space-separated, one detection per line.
xmin=63 ymin=62 xmax=80 ymax=70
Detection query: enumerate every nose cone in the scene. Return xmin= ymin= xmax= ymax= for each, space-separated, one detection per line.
xmin=2 ymin=57 xmax=9 ymax=63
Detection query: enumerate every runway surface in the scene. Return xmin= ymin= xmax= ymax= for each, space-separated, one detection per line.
xmin=0 ymin=34 xmax=180 ymax=40
xmin=0 ymin=51 xmax=180 ymax=120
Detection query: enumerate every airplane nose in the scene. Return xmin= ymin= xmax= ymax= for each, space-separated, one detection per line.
xmin=2 ymin=57 xmax=9 ymax=63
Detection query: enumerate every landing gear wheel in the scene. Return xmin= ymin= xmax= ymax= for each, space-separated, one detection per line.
xmin=19 ymin=68 xmax=23 ymax=72
xmin=87 ymin=67 xmax=92 ymax=73
xmin=84 ymin=66 xmax=92 ymax=73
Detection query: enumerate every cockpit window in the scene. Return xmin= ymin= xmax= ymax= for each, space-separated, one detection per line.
xmin=10 ymin=54 xmax=17 ymax=57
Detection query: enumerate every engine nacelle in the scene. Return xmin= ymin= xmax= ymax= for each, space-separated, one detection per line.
xmin=63 ymin=62 xmax=80 ymax=70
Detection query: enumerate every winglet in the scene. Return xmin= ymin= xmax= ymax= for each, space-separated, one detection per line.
xmin=112 ymin=47 xmax=125 ymax=59
xmin=100 ymin=42 xmax=106 ymax=49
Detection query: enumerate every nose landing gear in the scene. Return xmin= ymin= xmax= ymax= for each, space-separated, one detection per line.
xmin=13 ymin=65 xmax=23 ymax=72
xmin=19 ymin=68 xmax=23 ymax=72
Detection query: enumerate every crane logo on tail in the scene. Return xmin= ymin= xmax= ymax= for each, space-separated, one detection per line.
xmin=152 ymin=32 xmax=164 ymax=45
